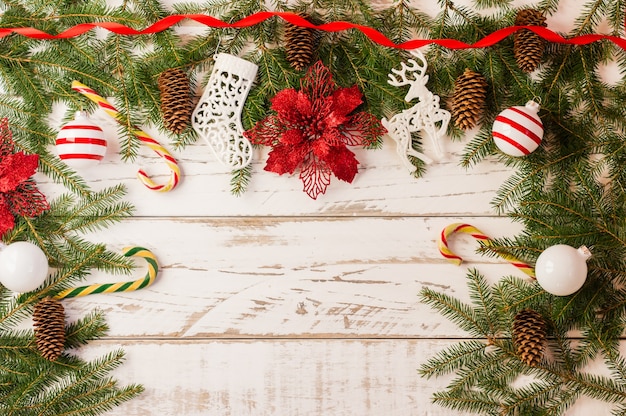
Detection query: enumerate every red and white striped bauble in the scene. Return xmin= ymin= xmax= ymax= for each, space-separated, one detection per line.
xmin=492 ymin=100 xmax=543 ymax=157
xmin=56 ymin=111 xmax=107 ymax=169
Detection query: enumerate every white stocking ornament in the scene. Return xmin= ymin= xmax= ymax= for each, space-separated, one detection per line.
xmin=382 ymin=50 xmax=451 ymax=171
xmin=192 ymin=53 xmax=258 ymax=169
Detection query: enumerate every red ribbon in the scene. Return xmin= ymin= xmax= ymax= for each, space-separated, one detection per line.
xmin=1 ymin=12 xmax=625 ymax=50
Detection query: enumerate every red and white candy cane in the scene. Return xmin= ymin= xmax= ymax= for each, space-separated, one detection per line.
xmin=438 ymin=223 xmax=535 ymax=278
xmin=71 ymin=80 xmax=180 ymax=192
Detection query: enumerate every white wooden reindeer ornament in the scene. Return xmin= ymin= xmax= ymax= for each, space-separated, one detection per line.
xmin=382 ymin=50 xmax=451 ymax=172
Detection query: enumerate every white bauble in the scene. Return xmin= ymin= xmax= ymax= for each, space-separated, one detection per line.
xmin=0 ymin=242 xmax=49 ymax=293
xmin=535 ymin=244 xmax=591 ymax=296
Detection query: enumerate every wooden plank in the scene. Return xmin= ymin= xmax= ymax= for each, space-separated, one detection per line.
xmin=39 ymin=133 xmax=511 ymax=217
xmin=57 ymin=216 xmax=526 ymax=338
xmin=77 ymin=339 xmax=618 ymax=416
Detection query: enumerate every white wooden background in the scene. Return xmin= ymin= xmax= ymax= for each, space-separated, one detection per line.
xmin=35 ymin=1 xmax=619 ymax=414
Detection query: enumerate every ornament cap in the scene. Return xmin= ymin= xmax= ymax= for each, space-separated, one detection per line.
xmin=74 ymin=110 xmax=90 ymax=120
xmin=578 ymin=245 xmax=592 ymax=261
xmin=525 ymin=100 xmax=541 ymax=113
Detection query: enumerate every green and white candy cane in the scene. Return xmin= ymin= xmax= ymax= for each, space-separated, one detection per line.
xmin=53 ymin=246 xmax=158 ymax=300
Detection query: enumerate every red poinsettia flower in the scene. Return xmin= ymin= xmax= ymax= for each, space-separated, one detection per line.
xmin=0 ymin=118 xmax=49 ymax=237
xmin=244 ymin=61 xmax=386 ymax=199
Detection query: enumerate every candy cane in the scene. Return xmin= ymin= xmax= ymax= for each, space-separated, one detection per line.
xmin=438 ymin=223 xmax=535 ymax=278
xmin=71 ymin=80 xmax=180 ymax=192
xmin=53 ymin=246 xmax=159 ymax=299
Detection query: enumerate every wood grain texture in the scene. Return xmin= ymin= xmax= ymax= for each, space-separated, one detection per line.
xmin=37 ymin=134 xmax=511 ymax=217
xmin=78 ymin=340 xmax=620 ymax=416
xmin=61 ymin=216 xmax=524 ymax=338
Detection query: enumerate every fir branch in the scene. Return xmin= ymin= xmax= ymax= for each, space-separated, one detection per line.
xmin=460 ymin=129 xmax=496 ymax=168
xmin=231 ymin=165 xmax=252 ymax=196
xmin=419 ymin=340 xmax=488 ymax=378
xmin=28 ymin=350 xmax=143 ymax=416
xmin=568 ymin=372 xmax=626 ymax=403
xmin=420 ymin=286 xmax=489 ymax=337
xmin=506 ymin=380 xmax=571 ymax=415
xmin=446 ymin=349 xmax=511 ymax=393
xmin=181 ymin=29 xmax=220 ymax=73
xmin=540 ymin=386 xmax=581 ymax=416
xmin=243 ymin=47 xmax=296 ymax=129
xmin=53 ymin=184 xmax=135 ymax=235
xmin=64 ymin=310 xmax=109 ymax=349
xmin=493 ymin=275 xmax=545 ymax=314
xmin=467 ymin=268 xmax=502 ymax=338
xmin=613 ymin=404 xmax=626 ymax=416
xmin=432 ymin=389 xmax=502 ymax=414
xmin=474 ymin=0 xmax=512 ymax=8
xmin=101 ymin=34 xmax=149 ymax=161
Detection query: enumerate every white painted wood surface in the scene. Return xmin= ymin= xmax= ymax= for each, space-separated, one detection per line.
xmin=35 ymin=1 xmax=616 ymax=414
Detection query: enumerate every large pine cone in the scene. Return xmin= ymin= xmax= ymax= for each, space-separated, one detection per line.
xmin=33 ymin=297 xmax=66 ymax=361
xmin=158 ymin=68 xmax=193 ymax=134
xmin=514 ymin=9 xmax=547 ymax=73
xmin=284 ymin=13 xmax=316 ymax=71
xmin=450 ymin=68 xmax=488 ymax=131
xmin=512 ymin=309 xmax=547 ymax=367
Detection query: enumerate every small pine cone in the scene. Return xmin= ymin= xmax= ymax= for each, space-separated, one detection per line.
xmin=450 ymin=68 xmax=488 ymax=130
xmin=33 ymin=297 xmax=66 ymax=361
xmin=514 ymin=9 xmax=547 ymax=73
xmin=158 ymin=68 xmax=193 ymax=134
xmin=284 ymin=13 xmax=316 ymax=71
xmin=512 ymin=309 xmax=547 ymax=367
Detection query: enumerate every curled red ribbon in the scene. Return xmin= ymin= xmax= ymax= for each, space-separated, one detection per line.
xmin=1 ymin=12 xmax=625 ymax=50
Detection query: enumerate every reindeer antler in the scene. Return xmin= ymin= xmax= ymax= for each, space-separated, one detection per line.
xmin=387 ymin=50 xmax=428 ymax=86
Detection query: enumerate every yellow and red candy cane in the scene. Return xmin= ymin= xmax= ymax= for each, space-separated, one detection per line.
xmin=438 ymin=223 xmax=535 ymax=278
xmin=71 ymin=80 xmax=180 ymax=192
xmin=53 ymin=246 xmax=158 ymax=300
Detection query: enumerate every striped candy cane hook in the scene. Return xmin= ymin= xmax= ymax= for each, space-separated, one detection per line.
xmin=71 ymin=80 xmax=181 ymax=192
xmin=438 ymin=223 xmax=535 ymax=278
xmin=53 ymin=246 xmax=159 ymax=300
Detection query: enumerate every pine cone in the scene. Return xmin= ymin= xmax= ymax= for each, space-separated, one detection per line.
xmin=158 ymin=68 xmax=193 ymax=134
xmin=514 ymin=9 xmax=547 ymax=73
xmin=512 ymin=309 xmax=547 ymax=367
xmin=450 ymin=68 xmax=488 ymax=130
xmin=33 ymin=297 xmax=66 ymax=361
xmin=284 ymin=13 xmax=316 ymax=71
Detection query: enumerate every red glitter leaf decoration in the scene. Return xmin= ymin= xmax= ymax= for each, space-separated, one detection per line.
xmin=328 ymin=86 xmax=363 ymax=124
xmin=244 ymin=61 xmax=385 ymax=199
xmin=9 ymin=181 xmax=50 ymax=217
xmin=0 ymin=197 xmax=14 ymax=237
xmin=344 ymin=112 xmax=388 ymax=147
xmin=0 ymin=152 xmax=39 ymax=192
xmin=325 ymin=146 xmax=359 ymax=183
xmin=271 ymin=89 xmax=310 ymax=125
xmin=244 ymin=115 xmax=285 ymax=147
xmin=0 ymin=119 xmax=49 ymax=237
xmin=301 ymin=61 xmax=336 ymax=104
xmin=265 ymin=143 xmax=307 ymax=175
xmin=0 ymin=119 xmax=14 ymax=157
xmin=300 ymin=153 xmax=331 ymax=200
